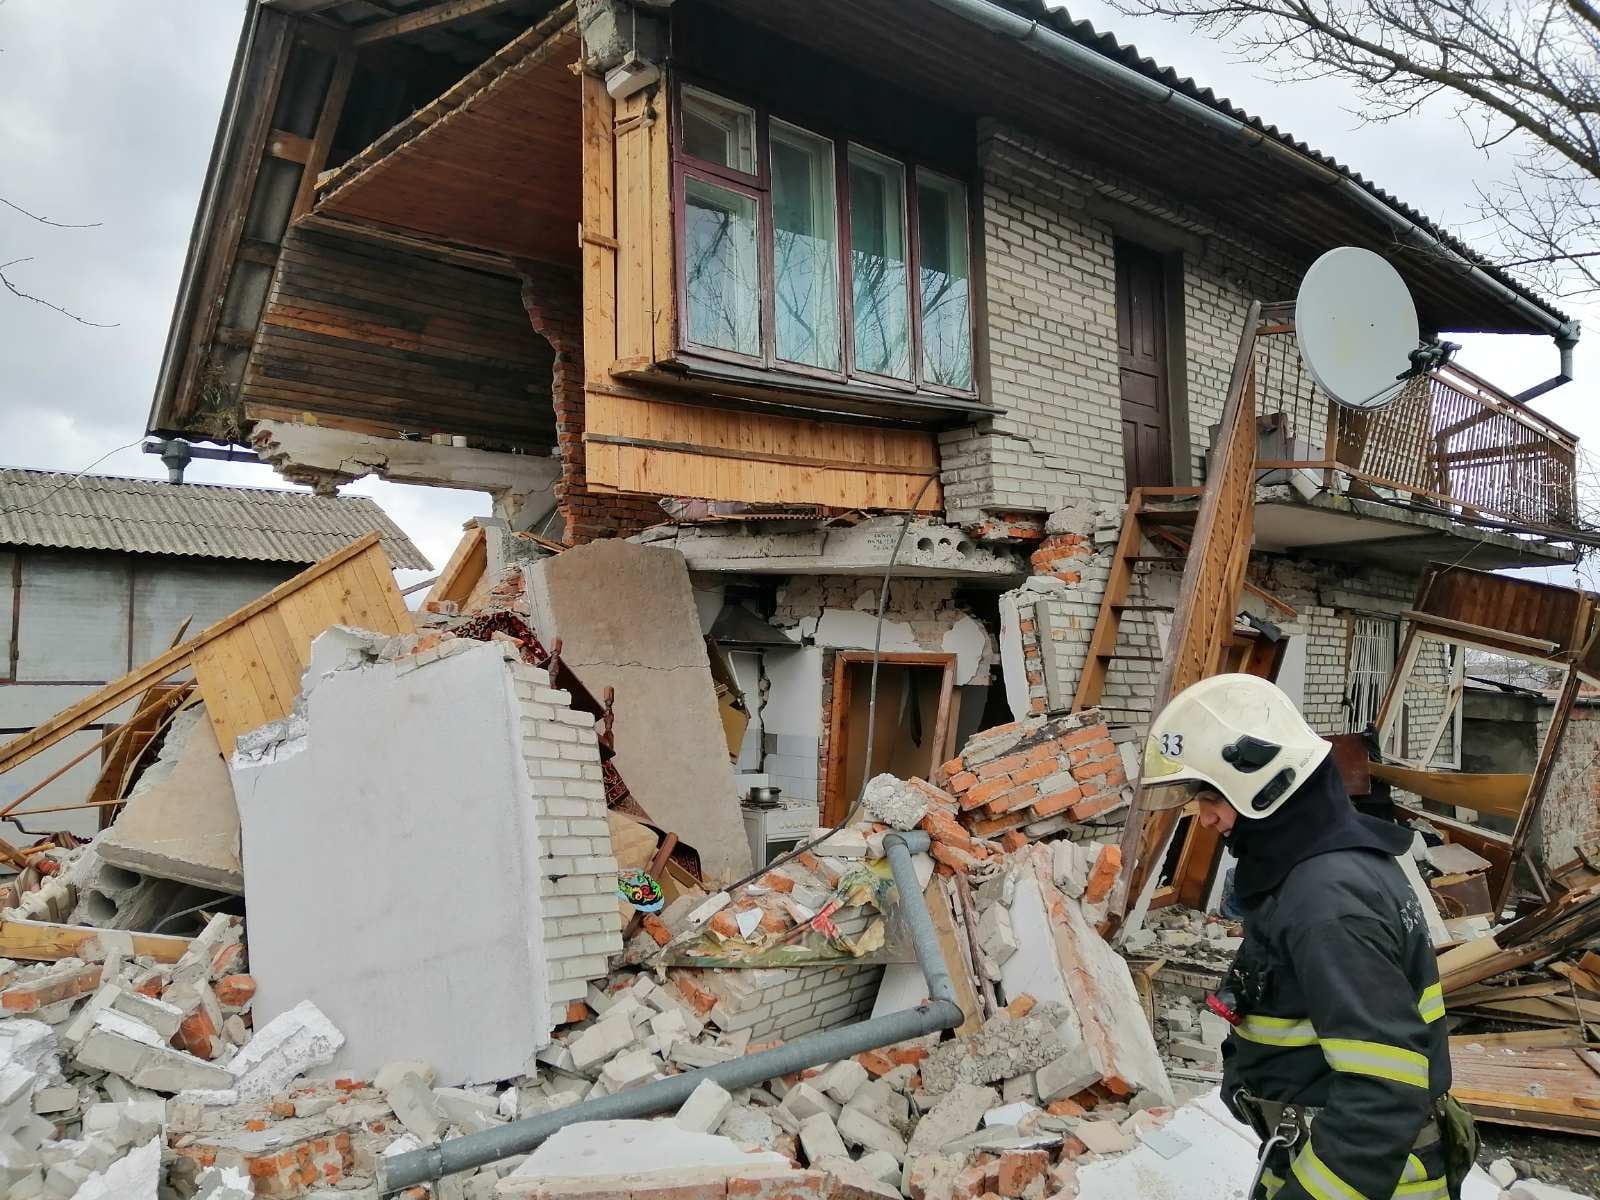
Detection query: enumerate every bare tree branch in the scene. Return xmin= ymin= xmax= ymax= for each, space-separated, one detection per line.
xmin=1110 ymin=0 xmax=1600 ymax=299
xmin=0 ymin=259 xmax=118 ymax=328
xmin=0 ymin=197 xmax=101 ymax=229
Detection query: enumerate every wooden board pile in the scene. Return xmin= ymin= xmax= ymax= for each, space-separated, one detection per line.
xmin=1437 ymin=858 xmax=1600 ymax=1136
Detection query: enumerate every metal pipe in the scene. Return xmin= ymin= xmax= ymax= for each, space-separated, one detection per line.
xmin=926 ymin=0 xmax=1580 ymax=369
xmin=378 ymin=831 xmax=960 ymax=1194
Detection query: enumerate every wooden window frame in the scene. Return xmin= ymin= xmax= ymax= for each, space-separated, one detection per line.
xmin=670 ymin=79 xmax=981 ymax=402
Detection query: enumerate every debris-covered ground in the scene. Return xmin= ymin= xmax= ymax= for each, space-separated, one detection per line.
xmin=0 ymin=531 xmax=1594 ymax=1198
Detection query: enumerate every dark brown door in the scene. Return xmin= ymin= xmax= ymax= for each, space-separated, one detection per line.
xmin=1116 ymin=241 xmax=1173 ymax=491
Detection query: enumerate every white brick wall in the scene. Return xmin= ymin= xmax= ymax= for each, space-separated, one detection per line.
xmin=945 ymin=124 xmax=1310 ymax=523
xmin=512 ymin=660 xmax=625 ymax=1028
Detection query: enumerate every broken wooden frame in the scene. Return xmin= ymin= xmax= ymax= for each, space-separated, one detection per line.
xmin=1371 ymin=562 xmax=1600 ymax=909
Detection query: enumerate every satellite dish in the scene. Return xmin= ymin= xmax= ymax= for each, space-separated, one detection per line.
xmin=1295 ymin=247 xmax=1420 ymax=411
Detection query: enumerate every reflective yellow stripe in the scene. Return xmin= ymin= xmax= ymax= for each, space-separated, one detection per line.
xmin=1236 ymin=1014 xmax=1320 ymax=1047
xmin=1400 ymin=1154 xmax=1429 ymax=1184
xmin=1321 ymin=1038 xmax=1431 ymax=1089
xmin=1393 ymin=1177 xmax=1448 ymax=1200
xmin=1292 ymin=1141 xmax=1369 ymax=1200
xmin=1417 ymin=983 xmax=1444 ymax=1024
xmin=1262 ymin=1169 xmax=1286 ymax=1198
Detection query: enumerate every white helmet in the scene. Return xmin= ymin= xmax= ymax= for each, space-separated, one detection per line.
xmin=1143 ymin=674 xmax=1330 ymax=819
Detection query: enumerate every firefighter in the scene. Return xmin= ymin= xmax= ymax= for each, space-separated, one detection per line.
xmin=1142 ymin=674 xmax=1477 ymax=1200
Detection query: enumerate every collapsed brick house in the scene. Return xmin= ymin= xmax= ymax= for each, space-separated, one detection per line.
xmin=148 ymin=0 xmax=1593 ymax=899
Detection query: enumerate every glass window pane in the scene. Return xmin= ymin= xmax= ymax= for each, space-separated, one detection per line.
xmin=771 ymin=122 xmax=840 ymax=370
xmin=848 ymin=147 xmax=910 ymax=379
xmin=681 ymin=87 xmax=756 ymax=175
xmin=684 ymin=176 xmax=760 ymax=357
xmin=917 ymin=170 xmax=973 ymax=389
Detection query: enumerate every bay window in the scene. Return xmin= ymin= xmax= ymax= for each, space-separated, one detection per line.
xmin=673 ymin=84 xmax=976 ymax=396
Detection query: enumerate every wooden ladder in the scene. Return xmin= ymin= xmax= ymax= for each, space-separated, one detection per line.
xmin=1072 ymin=486 xmax=1202 ymax=712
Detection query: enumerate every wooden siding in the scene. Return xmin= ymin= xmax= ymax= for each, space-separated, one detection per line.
xmin=241 ymin=227 xmax=557 ymax=448
xmin=584 ymin=390 xmax=942 ymax=511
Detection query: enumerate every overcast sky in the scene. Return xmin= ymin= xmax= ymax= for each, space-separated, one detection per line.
xmin=0 ymin=0 xmax=1592 ymax=586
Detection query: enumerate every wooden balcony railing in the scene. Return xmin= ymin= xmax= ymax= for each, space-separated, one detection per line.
xmin=1252 ymin=329 xmax=1580 ymax=535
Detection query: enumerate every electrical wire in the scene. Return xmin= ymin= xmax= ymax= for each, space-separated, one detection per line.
xmin=720 ymin=475 xmax=939 ymax=898
xmin=0 ymin=440 xmax=146 ymax=519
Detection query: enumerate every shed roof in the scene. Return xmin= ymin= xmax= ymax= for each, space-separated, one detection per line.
xmin=0 ymin=468 xmax=430 ymax=570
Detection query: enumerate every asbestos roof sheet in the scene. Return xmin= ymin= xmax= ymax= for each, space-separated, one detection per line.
xmin=0 ymin=468 xmax=430 ymax=570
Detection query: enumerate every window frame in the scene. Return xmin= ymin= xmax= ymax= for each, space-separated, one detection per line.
xmin=669 ymin=78 xmax=980 ymax=400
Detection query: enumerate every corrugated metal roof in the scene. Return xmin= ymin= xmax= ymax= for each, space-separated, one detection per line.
xmin=994 ymin=0 xmax=1570 ymax=326
xmin=0 ymin=469 xmax=430 ymax=570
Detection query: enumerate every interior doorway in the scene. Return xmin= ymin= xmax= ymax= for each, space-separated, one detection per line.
xmin=823 ymin=652 xmax=957 ymax=825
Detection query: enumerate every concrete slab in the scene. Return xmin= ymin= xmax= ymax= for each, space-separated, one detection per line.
xmin=230 ymin=640 xmax=552 ymax=1085
xmin=496 ymin=1119 xmax=792 ymax=1197
xmin=525 ymin=541 xmax=750 ymax=881
xmin=96 ymin=705 xmax=243 ymax=894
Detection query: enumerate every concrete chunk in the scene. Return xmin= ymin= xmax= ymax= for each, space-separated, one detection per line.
xmin=599 ymin=1049 xmax=659 ymax=1092
xmin=908 ymin=1083 xmax=997 ymax=1157
xmin=675 ymin=1078 xmax=734 ymax=1133
xmin=779 ymin=1081 xmax=841 ymax=1123
xmin=816 ymin=1058 xmax=870 ymax=1104
xmin=978 ymin=903 xmax=1019 ymax=965
xmin=837 ymin=1105 xmax=907 ymax=1161
xmin=798 ymin=1112 xmax=849 ymax=1164
xmin=569 ymin=1018 xmax=634 ymax=1071
xmin=384 ymin=1072 xmax=448 ymax=1141
xmin=1036 ymin=1043 xmax=1100 ymax=1102
xmin=229 ymin=1000 xmax=344 ymax=1099
xmin=1076 ymin=1120 xmax=1135 ymax=1155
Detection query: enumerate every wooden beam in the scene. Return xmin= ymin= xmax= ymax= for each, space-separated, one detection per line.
xmin=352 ymin=0 xmax=522 ymax=44
xmin=266 ymin=128 xmax=314 ymax=164
xmin=0 ymin=535 xmax=381 ymax=779
xmin=0 ymin=919 xmax=192 ymax=965
xmin=294 ymin=45 xmax=356 ymax=220
xmin=1400 ymin=611 xmax=1561 ymax=656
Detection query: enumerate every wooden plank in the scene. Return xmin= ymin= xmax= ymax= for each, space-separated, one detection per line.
xmin=925 ymin=876 xmax=982 ymax=1038
xmin=1451 ymin=1029 xmax=1584 ymax=1050
xmin=352 ymin=0 xmax=523 ymax=45
xmin=1399 ymin=611 xmax=1560 ymax=655
xmin=1368 ymin=762 xmax=1533 ymax=819
xmin=425 ymin=526 xmax=488 ymax=609
xmin=1451 ymin=1043 xmax=1600 ymax=1134
xmin=581 ymin=72 xmax=619 ymax=385
xmin=649 ymin=66 xmax=674 ymax=360
xmin=614 ymin=91 xmax=652 ymax=363
xmin=0 ymin=919 xmax=191 ymax=965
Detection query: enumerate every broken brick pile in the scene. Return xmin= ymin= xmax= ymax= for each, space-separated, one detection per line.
xmin=929 ymin=712 xmax=1130 ymax=844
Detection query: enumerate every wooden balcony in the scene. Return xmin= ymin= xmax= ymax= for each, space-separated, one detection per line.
xmin=1252 ymin=330 xmax=1580 ymax=539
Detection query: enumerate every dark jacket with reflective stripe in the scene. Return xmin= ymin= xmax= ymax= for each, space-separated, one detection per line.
xmin=1221 ymin=844 xmax=1451 ymax=1200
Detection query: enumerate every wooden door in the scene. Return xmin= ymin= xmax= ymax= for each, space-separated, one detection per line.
xmin=1116 ymin=241 xmax=1173 ymax=491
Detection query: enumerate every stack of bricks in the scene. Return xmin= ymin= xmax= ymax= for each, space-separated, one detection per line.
xmin=510 ymin=658 xmax=627 ymax=1029
xmin=932 ymin=709 xmax=1130 ymax=842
